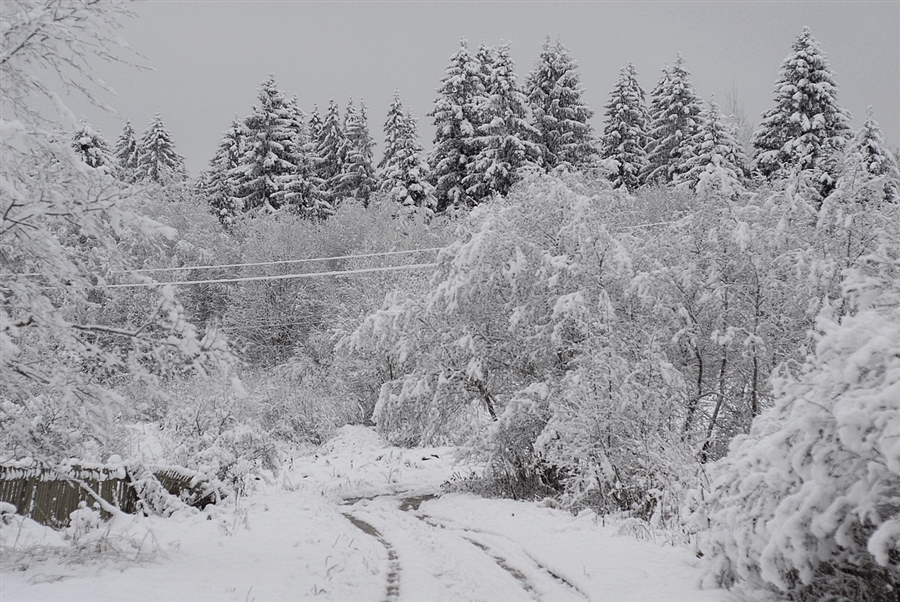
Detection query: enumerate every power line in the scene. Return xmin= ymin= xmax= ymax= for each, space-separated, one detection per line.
xmin=77 ymin=262 xmax=438 ymax=289
xmin=119 ymin=247 xmax=446 ymax=274
xmin=5 ymin=247 xmax=447 ymax=279
xmin=623 ymin=219 xmax=683 ymax=230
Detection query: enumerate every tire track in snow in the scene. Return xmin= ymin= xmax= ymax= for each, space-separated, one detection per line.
xmin=346 ymin=494 xmax=541 ymax=601
xmin=520 ymin=548 xmax=589 ymax=599
xmin=463 ymin=537 xmax=541 ymax=601
xmin=401 ymin=508 xmax=542 ymax=600
xmin=414 ymin=510 xmax=590 ymax=602
xmin=341 ymin=512 xmax=400 ymax=602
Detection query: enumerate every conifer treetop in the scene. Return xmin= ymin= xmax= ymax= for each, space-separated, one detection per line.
xmin=203 ymin=115 xmax=247 ymax=224
xmin=316 ymin=98 xmax=349 ymax=202
xmin=72 ymin=119 xmax=112 ymax=170
xmin=340 ymin=97 xmax=378 ymax=205
xmin=429 ymin=38 xmax=489 ymax=211
xmin=675 ymin=97 xmax=748 ymax=198
xmin=752 ymin=27 xmax=851 ymax=180
xmin=231 ymin=75 xmax=321 ymax=214
xmin=643 ymin=54 xmax=703 ymax=185
xmin=841 ymin=107 xmax=900 ymax=203
xmin=381 ymin=90 xmax=435 ymax=210
xmin=525 ymin=36 xmax=596 ymax=170
xmin=114 ymin=119 xmax=141 ymax=181
xmin=600 ymin=62 xmax=650 ymax=191
xmin=473 ymin=42 xmax=541 ymax=197
xmin=137 ymin=112 xmax=187 ymax=184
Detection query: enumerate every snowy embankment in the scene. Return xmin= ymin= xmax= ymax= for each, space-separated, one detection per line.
xmin=1 ymin=427 xmax=736 ymax=601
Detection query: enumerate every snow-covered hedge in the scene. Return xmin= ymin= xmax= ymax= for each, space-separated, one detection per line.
xmin=696 ymin=245 xmax=900 ymax=601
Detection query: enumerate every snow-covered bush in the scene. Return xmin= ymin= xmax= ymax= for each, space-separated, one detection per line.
xmin=64 ymin=502 xmax=103 ymax=544
xmin=347 ymin=173 xmax=699 ymax=517
xmin=695 ymin=242 xmax=900 ymax=601
xmin=155 ymin=378 xmax=279 ymax=490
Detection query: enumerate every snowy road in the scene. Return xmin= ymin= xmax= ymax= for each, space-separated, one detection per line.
xmin=343 ymin=493 xmax=590 ymax=602
xmin=1 ymin=427 xmax=738 ymax=601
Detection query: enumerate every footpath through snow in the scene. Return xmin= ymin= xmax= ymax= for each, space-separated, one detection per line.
xmin=1 ymin=426 xmax=738 ymax=601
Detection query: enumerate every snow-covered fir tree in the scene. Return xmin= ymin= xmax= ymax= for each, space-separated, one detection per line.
xmin=643 ymin=54 xmax=703 ymax=185
xmin=202 ymin=116 xmax=246 ymax=225
xmin=315 ymin=99 xmax=349 ymax=206
xmin=675 ymin=98 xmax=747 ymax=197
xmin=841 ymin=108 xmax=900 ymax=204
xmin=599 ymin=62 xmax=650 ymax=191
xmin=304 ymin=105 xmax=326 ymax=202
xmin=428 ymin=39 xmax=488 ymax=212
xmin=308 ymin=106 xmax=323 ymax=143
xmin=114 ymin=119 xmax=141 ymax=182
xmin=339 ymin=99 xmax=378 ymax=206
xmin=71 ymin=120 xmax=113 ymax=170
xmin=472 ymin=42 xmax=541 ymax=198
xmin=525 ymin=37 xmax=596 ymax=171
xmin=136 ymin=113 xmax=187 ymax=184
xmin=282 ymin=95 xmax=330 ymax=219
xmin=752 ymin=27 xmax=852 ymax=192
xmin=458 ymin=43 xmax=497 ymax=204
xmin=381 ymin=94 xmax=436 ymax=210
xmin=231 ymin=76 xmax=318 ymax=214
xmin=379 ymin=91 xmax=435 ymax=211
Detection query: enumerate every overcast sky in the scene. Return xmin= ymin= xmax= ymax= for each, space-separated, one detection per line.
xmin=73 ymin=1 xmax=899 ymax=177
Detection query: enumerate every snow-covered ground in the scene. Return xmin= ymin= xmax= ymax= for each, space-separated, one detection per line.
xmin=1 ymin=426 xmax=738 ymax=601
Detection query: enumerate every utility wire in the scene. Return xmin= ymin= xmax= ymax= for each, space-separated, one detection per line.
xmin=119 ymin=247 xmax=446 ymax=274
xmin=75 ymin=262 xmax=438 ymax=289
xmin=623 ymin=219 xmax=683 ymax=230
xmin=5 ymin=247 xmax=446 ymax=278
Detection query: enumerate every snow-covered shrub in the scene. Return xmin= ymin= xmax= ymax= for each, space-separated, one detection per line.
xmin=696 ymin=243 xmax=900 ymax=601
xmin=154 ymin=378 xmax=279 ymax=490
xmin=64 ymin=502 xmax=103 ymax=544
xmin=126 ymin=463 xmax=196 ymax=517
xmin=347 ymin=173 xmax=699 ymax=517
xmin=459 ymin=391 xmax=558 ymax=501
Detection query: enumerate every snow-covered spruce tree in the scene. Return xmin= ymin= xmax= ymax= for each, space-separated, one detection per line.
xmin=339 ymin=99 xmax=378 ymax=206
xmin=72 ymin=119 xmax=113 ymax=170
xmin=752 ymin=27 xmax=851 ymax=200
xmin=457 ymin=43 xmax=496 ymax=204
xmin=308 ymin=105 xmax=323 ymax=143
xmin=314 ymin=98 xmax=349 ymax=207
xmin=674 ymin=98 xmax=747 ymax=197
xmin=840 ymin=108 xmax=900 ymax=205
xmin=114 ymin=119 xmax=141 ymax=183
xmin=525 ymin=37 xmax=597 ymax=171
xmin=643 ymin=54 xmax=703 ymax=185
xmin=428 ymin=39 xmax=489 ymax=212
xmin=136 ymin=112 xmax=188 ymax=184
xmin=303 ymin=105 xmax=327 ymax=207
xmin=472 ymin=42 xmax=541 ymax=198
xmin=0 ymin=0 xmax=236 ymax=462
xmin=201 ymin=116 xmax=246 ymax=226
xmin=282 ymin=95 xmax=330 ymax=219
xmin=696 ymin=235 xmax=900 ymax=602
xmin=231 ymin=76 xmax=321 ymax=215
xmin=378 ymin=91 xmax=436 ymax=211
xmin=600 ymin=62 xmax=650 ymax=191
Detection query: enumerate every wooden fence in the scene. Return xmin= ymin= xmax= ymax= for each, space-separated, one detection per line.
xmin=0 ymin=463 xmax=221 ymax=529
